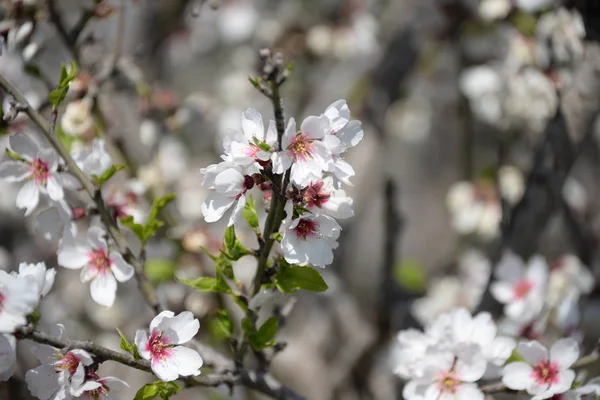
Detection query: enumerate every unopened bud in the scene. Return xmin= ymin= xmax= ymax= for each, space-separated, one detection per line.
xmin=71 ymin=207 xmax=87 ymax=220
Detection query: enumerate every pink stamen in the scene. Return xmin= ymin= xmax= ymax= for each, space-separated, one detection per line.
xmin=88 ymin=248 xmax=111 ymax=275
xmin=513 ymin=279 xmax=534 ymax=299
xmin=294 ymin=219 xmax=319 ymax=240
xmin=531 ymin=360 xmax=559 ymax=386
xmin=287 ymin=133 xmax=315 ymax=162
xmin=304 ymin=181 xmax=330 ymax=208
xmin=147 ymin=330 xmax=172 ymax=362
xmin=30 ymin=158 xmax=50 ymax=185
xmin=55 ymin=352 xmax=80 ymax=375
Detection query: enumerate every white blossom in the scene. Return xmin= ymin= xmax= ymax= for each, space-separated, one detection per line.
xmin=72 ymin=138 xmax=112 ymax=178
xmin=537 ymin=8 xmax=585 ymax=65
xmin=490 ymin=252 xmax=548 ymax=323
xmin=201 ymin=161 xmax=259 ymax=226
xmin=0 ymin=334 xmax=16 ymax=381
xmin=57 ymin=227 xmax=134 ymax=307
xmin=222 ymin=108 xmax=276 ymax=168
xmin=134 ymin=311 xmax=203 ymax=382
xmin=281 ymin=209 xmax=341 ymax=268
xmin=14 ymin=261 xmax=55 ymax=298
xmin=26 ymin=325 xmax=94 ymax=400
xmin=71 ymin=373 xmax=128 ymax=400
xmin=0 ymin=133 xmax=65 ymax=215
xmin=502 ymin=338 xmax=578 ymax=399
xmin=0 ymin=270 xmax=39 ymax=333
xmin=301 ymin=177 xmax=354 ymax=219
xmin=446 ymin=181 xmax=501 ymax=239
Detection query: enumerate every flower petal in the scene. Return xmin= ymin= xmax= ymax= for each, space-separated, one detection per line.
xmin=0 ymin=161 xmax=30 ymax=182
xmin=456 ymin=383 xmax=484 ymax=400
xmin=490 ymin=282 xmax=514 ymax=303
xmin=300 ymin=115 xmax=329 ymax=139
xmin=156 ymin=311 xmax=199 ymax=344
xmin=550 ymin=370 xmax=575 ymax=396
xmin=16 ymin=180 xmax=39 ymax=216
xmin=90 ymin=272 xmax=117 ymax=307
xmin=25 ymin=364 xmax=60 ymax=400
xmin=227 ymin=196 xmax=245 ymax=227
xmin=150 ymin=311 xmax=175 ymax=331
xmin=10 ymin=133 xmax=38 ymax=160
xmin=549 ymin=338 xmax=579 ymax=369
xmin=214 ymin=168 xmax=244 ymax=197
xmin=241 ymin=108 xmax=264 ymax=141
xmin=201 ymin=192 xmax=235 ymax=223
xmin=109 ymin=252 xmax=134 ymax=282
xmin=502 ymin=361 xmax=533 ymax=390
xmin=166 ymin=346 xmax=203 ymax=377
xmin=57 ymin=242 xmax=89 ymax=269
xmin=134 ymin=330 xmax=151 ymax=361
xmin=518 ymin=340 xmax=548 ymax=364
xmin=46 ymin=175 xmax=64 ymax=201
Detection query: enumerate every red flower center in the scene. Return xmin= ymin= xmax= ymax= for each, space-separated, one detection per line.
xmin=55 ymin=352 xmax=80 ymax=375
xmin=531 ymin=360 xmax=559 ymax=386
xmin=288 ymin=133 xmax=315 ymax=162
xmin=513 ymin=279 xmax=534 ymax=299
xmin=294 ymin=219 xmax=319 ymax=240
xmin=88 ymin=248 xmax=111 ymax=275
xmin=0 ymin=292 xmax=5 ymax=311
xmin=304 ymin=181 xmax=330 ymax=208
xmin=30 ymin=158 xmax=50 ymax=185
xmin=147 ymin=330 xmax=172 ymax=361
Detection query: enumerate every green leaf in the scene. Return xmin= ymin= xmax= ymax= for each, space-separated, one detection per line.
xmin=274 ymin=264 xmax=328 ymax=293
xmin=179 ymin=276 xmax=231 ymax=294
xmin=216 ymin=256 xmax=234 ymax=280
xmin=504 ymin=349 xmax=525 ymax=365
xmin=134 ymin=381 xmax=181 ymax=400
xmin=242 ymin=195 xmax=259 ymax=230
xmin=214 ymin=309 xmax=233 ymax=338
xmin=119 ymin=216 xmax=145 ymax=243
xmin=50 ymin=61 xmax=78 ymax=110
xmin=141 ymin=194 xmax=176 ymax=244
xmin=27 ymin=310 xmax=41 ymax=325
xmin=270 ymin=232 xmax=283 ymax=243
xmin=249 ymin=316 xmax=279 ymax=350
xmin=92 ymin=164 xmax=125 ymax=186
xmin=48 ymin=88 xmax=68 ymax=109
xmin=145 ymin=259 xmax=176 ymax=284
xmin=393 ymin=260 xmax=427 ymax=293
xmin=116 ymin=328 xmax=140 ymax=360
xmin=222 ymin=226 xmax=249 ymax=261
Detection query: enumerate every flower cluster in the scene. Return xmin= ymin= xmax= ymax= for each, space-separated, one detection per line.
xmin=201 ymin=100 xmax=362 ymax=268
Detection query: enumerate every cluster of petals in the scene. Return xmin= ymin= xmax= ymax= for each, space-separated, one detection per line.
xmin=135 ymin=311 xmax=204 ymax=382
xmin=200 ymin=100 xmax=362 ymax=268
xmin=57 ymin=227 xmax=134 ymax=307
xmin=395 ymin=308 xmax=516 ymax=400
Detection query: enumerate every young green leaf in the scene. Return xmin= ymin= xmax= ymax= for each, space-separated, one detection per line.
xmin=274 ymin=264 xmax=328 ymax=293
xmin=116 ymin=328 xmax=140 ymax=360
xmin=141 ymin=194 xmax=176 ymax=244
xmin=119 ymin=216 xmax=145 ymax=243
xmin=248 ymin=316 xmax=279 ymax=350
xmin=178 ymin=275 xmax=231 ymax=294
xmin=92 ymin=164 xmax=126 ymax=186
xmin=214 ymin=309 xmax=233 ymax=338
xmin=133 ymin=381 xmax=181 ymax=400
xmin=242 ymin=195 xmax=259 ymax=230
xmin=222 ymin=226 xmax=249 ymax=261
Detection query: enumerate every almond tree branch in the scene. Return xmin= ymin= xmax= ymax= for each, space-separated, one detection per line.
xmin=0 ymin=72 xmax=306 ymax=400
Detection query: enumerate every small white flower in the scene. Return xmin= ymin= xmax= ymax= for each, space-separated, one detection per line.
xmin=281 ymin=210 xmax=341 ymax=268
xmin=271 ymin=117 xmax=331 ymax=186
xmin=201 ymin=161 xmax=259 ymax=226
xmin=498 ymin=165 xmax=524 ymax=205
xmin=459 ymin=66 xmax=504 ymax=126
xmin=104 ymin=180 xmax=147 ymax=224
xmin=0 ymin=334 xmax=16 ymax=381
xmin=403 ymin=351 xmax=486 ymax=400
xmin=478 ymin=0 xmax=511 ymax=21
xmin=134 ymin=311 xmax=203 ymax=382
xmin=222 ymin=108 xmax=276 ymax=167
xmin=57 ymin=226 xmax=134 ymax=307
xmin=72 ymin=138 xmax=113 ymax=178
xmin=26 ymin=324 xmax=94 ymax=400
xmin=490 ymin=252 xmax=548 ymax=323
xmin=301 ymin=177 xmax=354 ymax=219
xmin=14 ymin=261 xmax=55 ymax=298
xmin=0 ymin=133 xmax=65 ymax=215
xmin=537 ymin=8 xmax=585 ymax=65
xmin=71 ymin=373 xmax=128 ymax=400
xmin=502 ymin=338 xmax=578 ymax=399
xmin=0 ymin=270 xmax=39 ymax=333
xmin=446 ymin=181 xmax=501 ymax=239
xmin=60 ymin=98 xmax=95 ymax=137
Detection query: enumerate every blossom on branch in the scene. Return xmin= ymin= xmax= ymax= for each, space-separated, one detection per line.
xmin=135 ymin=311 xmax=203 ymax=382
xmin=0 ymin=270 xmax=39 ymax=333
xmin=57 ymin=227 xmax=134 ymax=307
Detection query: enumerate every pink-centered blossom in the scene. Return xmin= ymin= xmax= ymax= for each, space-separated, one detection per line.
xmin=57 ymin=227 xmax=134 ymax=307
xmin=134 ymin=311 xmax=203 ymax=382
xmin=71 ymin=372 xmax=128 ymax=400
xmin=222 ymin=108 xmax=276 ymax=167
xmin=0 ymin=132 xmax=65 ymax=215
xmin=301 ymin=177 xmax=354 ymax=219
xmin=271 ymin=117 xmax=331 ymax=186
xmin=26 ymin=324 xmax=93 ymax=400
xmin=281 ymin=208 xmax=341 ymax=268
xmin=502 ymin=338 xmax=578 ymax=399
xmin=490 ymin=251 xmax=548 ymax=322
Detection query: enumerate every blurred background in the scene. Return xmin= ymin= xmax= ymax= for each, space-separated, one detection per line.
xmin=1 ymin=0 xmax=600 ymax=399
